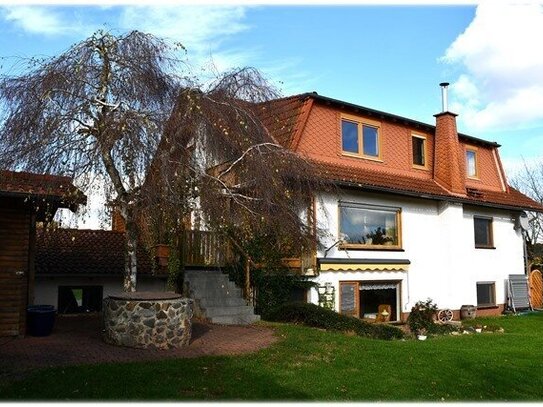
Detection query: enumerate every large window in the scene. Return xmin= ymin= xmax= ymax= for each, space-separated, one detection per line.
xmin=412 ymin=135 xmax=426 ymax=167
xmin=474 ymin=216 xmax=493 ymax=248
xmin=466 ymin=148 xmax=478 ymax=178
xmin=339 ymin=203 xmax=401 ymax=249
xmin=477 ymin=282 xmax=496 ymax=307
xmin=341 ymin=115 xmax=381 ymax=159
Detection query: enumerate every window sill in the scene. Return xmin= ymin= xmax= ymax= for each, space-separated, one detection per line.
xmin=475 ymin=246 xmax=496 ymax=250
xmin=412 ymin=164 xmax=429 ymax=171
xmin=477 ymin=305 xmax=498 ymax=310
xmin=338 ymin=244 xmax=404 ymax=252
xmin=341 ymin=152 xmax=383 ymax=163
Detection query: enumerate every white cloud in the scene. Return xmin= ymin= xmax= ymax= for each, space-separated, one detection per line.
xmin=442 ymin=3 xmax=543 ymax=132
xmin=2 ymin=6 xmax=94 ymax=36
xmin=119 ymin=6 xmax=252 ymax=71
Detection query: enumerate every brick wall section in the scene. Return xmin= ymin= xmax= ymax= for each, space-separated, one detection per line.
xmin=433 ymin=112 xmax=465 ymax=195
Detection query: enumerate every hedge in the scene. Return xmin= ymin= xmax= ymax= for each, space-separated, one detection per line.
xmin=265 ymin=302 xmax=404 ymax=340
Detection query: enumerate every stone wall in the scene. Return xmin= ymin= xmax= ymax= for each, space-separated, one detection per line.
xmin=102 ymin=292 xmax=193 ymax=349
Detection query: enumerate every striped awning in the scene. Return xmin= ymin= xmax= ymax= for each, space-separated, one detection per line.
xmin=318 ymin=258 xmax=410 ymax=272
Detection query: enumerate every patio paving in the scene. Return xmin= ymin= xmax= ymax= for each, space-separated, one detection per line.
xmin=0 ymin=314 xmax=277 ymax=382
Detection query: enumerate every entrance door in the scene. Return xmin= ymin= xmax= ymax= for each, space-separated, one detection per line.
xmin=529 ymin=270 xmax=543 ymax=309
xmin=359 ymin=282 xmax=400 ymax=321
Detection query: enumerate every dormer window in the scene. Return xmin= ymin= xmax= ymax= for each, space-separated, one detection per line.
xmin=466 ymin=147 xmax=478 ymax=178
xmin=412 ymin=134 xmax=427 ymax=168
xmin=341 ymin=115 xmax=381 ymax=160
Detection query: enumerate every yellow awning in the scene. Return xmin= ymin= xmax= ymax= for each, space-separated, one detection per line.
xmin=320 ymin=263 xmax=409 ymax=272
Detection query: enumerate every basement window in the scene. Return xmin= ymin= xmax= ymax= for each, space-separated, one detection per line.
xmin=477 ymin=282 xmax=496 ymax=307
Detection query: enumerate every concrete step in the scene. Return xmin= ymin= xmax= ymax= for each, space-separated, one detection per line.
xmin=185 ymin=270 xmax=224 ymax=277
xmin=210 ymin=313 xmax=261 ymax=325
xmin=204 ymin=305 xmax=256 ymax=317
xmin=185 ymin=269 xmax=259 ymax=325
xmin=200 ymin=296 xmax=248 ymax=307
xmin=190 ymin=288 xmax=243 ymax=299
xmin=186 ymin=278 xmax=237 ymax=289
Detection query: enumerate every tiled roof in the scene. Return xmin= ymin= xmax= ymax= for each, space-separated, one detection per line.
xmin=254 ymin=94 xmax=312 ymax=148
xmin=36 ymin=228 xmax=157 ymax=276
xmin=313 ymin=160 xmax=543 ymax=211
xmin=254 ymin=93 xmax=543 ymax=212
xmin=0 ymin=170 xmax=86 ymax=205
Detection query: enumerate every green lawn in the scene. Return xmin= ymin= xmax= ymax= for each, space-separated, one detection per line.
xmin=2 ymin=312 xmax=543 ymax=401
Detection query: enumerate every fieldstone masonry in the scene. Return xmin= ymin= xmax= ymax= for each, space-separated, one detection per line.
xmin=102 ymin=292 xmax=193 ymax=349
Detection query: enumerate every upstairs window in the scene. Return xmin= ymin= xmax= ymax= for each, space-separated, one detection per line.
xmin=341 ymin=120 xmax=359 ymax=154
xmin=341 ymin=115 xmax=381 ymax=159
xmin=466 ymin=148 xmax=478 ymax=178
xmin=412 ymin=135 xmax=426 ymax=167
xmin=339 ymin=203 xmax=401 ymax=249
xmin=474 ymin=216 xmax=493 ymax=248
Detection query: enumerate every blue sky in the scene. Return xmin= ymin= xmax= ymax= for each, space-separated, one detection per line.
xmin=1 ymin=3 xmax=542 ymax=176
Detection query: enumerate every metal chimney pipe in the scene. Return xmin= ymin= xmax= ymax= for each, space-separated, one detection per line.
xmin=439 ymin=82 xmax=450 ymax=112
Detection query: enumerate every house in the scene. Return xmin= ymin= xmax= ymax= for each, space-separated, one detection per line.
xmin=255 ymin=84 xmax=543 ymax=322
xmin=0 ymin=170 xmax=84 ymax=336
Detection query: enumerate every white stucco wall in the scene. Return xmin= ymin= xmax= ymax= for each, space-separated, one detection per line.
xmin=308 ymin=190 xmax=525 ymax=316
xmin=34 ymin=276 xmax=168 ymax=308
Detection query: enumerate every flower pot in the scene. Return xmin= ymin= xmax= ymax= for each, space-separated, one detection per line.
xmin=155 ymin=244 xmax=170 ymax=258
xmin=475 ymin=328 xmax=482 ymax=333
xmin=417 ymin=335 xmax=427 ymax=341
xmin=154 ymin=244 xmax=170 ymax=267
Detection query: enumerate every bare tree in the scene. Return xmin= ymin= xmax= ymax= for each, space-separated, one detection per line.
xmin=510 ymin=159 xmax=543 ymax=259
xmin=0 ymin=30 xmax=182 ymax=291
xmin=142 ymin=68 xmax=328 ymax=293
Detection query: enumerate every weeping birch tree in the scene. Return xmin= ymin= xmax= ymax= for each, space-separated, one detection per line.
xmin=0 ymin=30 xmax=182 ymax=291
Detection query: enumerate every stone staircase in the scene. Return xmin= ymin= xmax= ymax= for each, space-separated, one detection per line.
xmin=184 ymin=269 xmax=260 ymax=325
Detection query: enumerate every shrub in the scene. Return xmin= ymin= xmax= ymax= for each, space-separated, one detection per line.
xmin=407 ymin=298 xmax=439 ymax=335
xmin=266 ymin=302 xmax=404 ymax=340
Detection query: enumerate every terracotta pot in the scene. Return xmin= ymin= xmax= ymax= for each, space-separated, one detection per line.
xmin=155 ymin=244 xmax=170 ymax=258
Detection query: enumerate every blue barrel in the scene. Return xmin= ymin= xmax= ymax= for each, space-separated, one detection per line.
xmin=26 ymin=305 xmax=56 ymax=337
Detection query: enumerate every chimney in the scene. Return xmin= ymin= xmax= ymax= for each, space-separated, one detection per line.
xmin=433 ymin=82 xmax=465 ymax=195
xmin=111 ymin=208 xmax=126 ymax=232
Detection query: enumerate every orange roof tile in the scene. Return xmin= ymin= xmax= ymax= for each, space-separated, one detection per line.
xmin=0 ymin=170 xmax=86 ymax=205
xmin=313 ymin=160 xmax=542 ymax=211
xmin=254 ymin=94 xmax=543 ymax=212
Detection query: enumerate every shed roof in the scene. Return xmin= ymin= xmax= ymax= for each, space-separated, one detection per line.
xmin=36 ymin=228 xmax=158 ymax=277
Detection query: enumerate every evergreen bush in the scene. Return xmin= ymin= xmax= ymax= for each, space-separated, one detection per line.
xmin=266 ymin=302 xmax=404 ymax=340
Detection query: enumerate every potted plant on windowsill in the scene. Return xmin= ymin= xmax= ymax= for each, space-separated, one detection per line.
xmin=366 ymin=227 xmax=393 ymax=246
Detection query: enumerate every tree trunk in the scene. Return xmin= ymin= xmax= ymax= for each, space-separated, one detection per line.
xmin=122 ymin=205 xmax=138 ymax=292
xmin=244 ymin=258 xmax=252 ymax=303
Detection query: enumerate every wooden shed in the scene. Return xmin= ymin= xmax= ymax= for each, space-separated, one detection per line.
xmin=0 ymin=170 xmax=84 ymax=337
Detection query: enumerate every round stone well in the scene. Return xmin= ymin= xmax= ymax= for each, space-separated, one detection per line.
xmin=102 ymin=292 xmax=193 ymax=349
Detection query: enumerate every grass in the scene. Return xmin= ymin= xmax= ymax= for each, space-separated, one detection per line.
xmin=1 ymin=312 xmax=543 ymax=401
